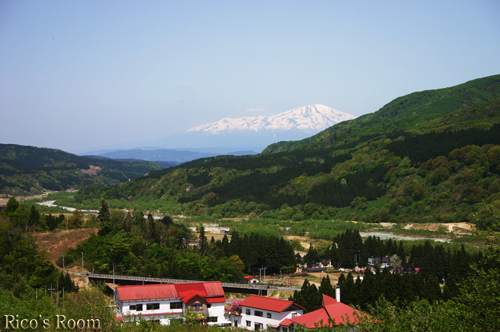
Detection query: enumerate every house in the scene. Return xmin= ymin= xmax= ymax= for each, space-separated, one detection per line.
xmin=234 ymin=295 xmax=305 ymax=330
xmin=114 ymin=281 xmax=230 ymax=326
xmin=368 ymin=256 xmax=391 ymax=268
xmin=244 ymin=275 xmax=259 ymax=284
xmin=279 ymin=294 xmax=364 ymax=331
xmin=392 ymin=263 xmax=414 ymax=274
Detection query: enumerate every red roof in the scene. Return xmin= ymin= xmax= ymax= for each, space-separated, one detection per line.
xmin=240 ymin=295 xmax=304 ymax=313
xmin=116 ymin=284 xmax=178 ymax=301
xmin=116 ymin=281 xmax=225 ymax=303
xmin=280 ymin=295 xmax=363 ymax=328
xmin=243 ymin=275 xmax=255 ymax=280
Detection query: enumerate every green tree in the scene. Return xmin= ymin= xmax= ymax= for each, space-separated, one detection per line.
xmin=5 ymin=197 xmax=19 ymax=214
xmin=97 ymin=199 xmax=111 ymax=235
xmin=318 ymin=275 xmax=335 ymax=298
xmin=199 ymin=226 xmax=208 ymax=258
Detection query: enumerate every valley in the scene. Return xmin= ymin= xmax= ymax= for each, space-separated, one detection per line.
xmin=2 ymin=74 xmax=499 ymax=331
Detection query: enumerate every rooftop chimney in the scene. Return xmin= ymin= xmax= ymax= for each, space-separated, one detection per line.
xmin=336 ymin=285 xmax=341 ymax=303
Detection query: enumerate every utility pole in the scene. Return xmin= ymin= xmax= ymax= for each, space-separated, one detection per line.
xmin=113 ymin=262 xmax=116 ymax=304
xmin=48 ymin=284 xmax=55 ymax=303
xmin=263 ymin=267 xmax=267 ymax=285
xmin=258 ymin=268 xmax=263 ymax=296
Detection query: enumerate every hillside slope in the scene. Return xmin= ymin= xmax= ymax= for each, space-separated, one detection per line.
xmin=74 ymin=75 xmax=500 ymax=225
xmin=0 ymin=144 xmax=161 ymax=195
xmin=263 ymin=74 xmax=500 ymax=154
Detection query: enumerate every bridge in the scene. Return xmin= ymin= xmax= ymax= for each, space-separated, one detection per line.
xmin=71 ymin=272 xmax=301 ymax=296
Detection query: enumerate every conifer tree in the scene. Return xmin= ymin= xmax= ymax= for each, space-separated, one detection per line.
xmin=337 ymin=272 xmax=346 ymax=285
xmin=319 ymin=275 xmax=335 ymax=298
xmin=97 ymin=199 xmax=111 ymax=235
xmin=341 ymin=272 xmax=356 ymax=306
xmin=64 ymin=272 xmax=77 ymax=293
xmin=424 ymin=275 xmax=442 ymax=304
xmin=5 ymin=197 xmax=19 ymax=214
xmin=397 ymin=240 xmax=406 ymax=263
xmin=221 ymin=234 xmax=230 ymax=256
xmin=198 ymin=226 xmax=208 ymax=258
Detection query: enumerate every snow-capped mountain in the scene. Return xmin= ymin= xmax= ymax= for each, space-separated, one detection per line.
xmin=186 ymin=104 xmax=356 ymax=135
xmin=124 ymin=104 xmax=356 ymax=152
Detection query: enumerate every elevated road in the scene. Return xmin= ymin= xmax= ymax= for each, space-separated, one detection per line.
xmin=71 ymin=272 xmax=301 ymax=296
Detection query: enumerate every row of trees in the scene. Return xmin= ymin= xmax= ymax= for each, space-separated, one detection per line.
xmin=60 ymin=200 xmax=297 ymax=281
xmin=0 ymin=204 xmax=78 ymax=297
xmin=302 ymin=229 xmax=479 ymax=282
xmin=3 ymin=196 xmax=92 ymax=232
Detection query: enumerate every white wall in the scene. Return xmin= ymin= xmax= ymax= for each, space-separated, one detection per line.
xmin=206 ymin=302 xmax=230 ymax=325
xmin=240 ymin=306 xmax=303 ymax=331
xmin=116 ymin=296 xmax=229 ymax=326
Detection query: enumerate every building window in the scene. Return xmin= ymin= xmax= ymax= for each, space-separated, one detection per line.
xmin=129 ymin=305 xmax=136 ymax=311
xmin=246 ymin=309 xmax=251 ymax=315
xmin=207 ymin=317 xmax=218 ymax=322
xmin=190 ymin=303 xmax=203 ymax=311
xmin=136 ymin=304 xmax=143 ymax=311
xmin=267 ymin=312 xmax=272 ymax=318
xmin=246 ymin=321 xmax=251 ymax=327
xmin=147 ymin=303 xmax=160 ymax=310
xmin=254 ymin=310 xmax=263 ymax=317
xmin=282 ymin=327 xmax=288 ymax=332
xmin=207 ymin=303 xmax=211 ymax=308
xmin=170 ymin=302 xmax=183 ymax=309
xmin=291 ymin=313 xmax=297 ymax=318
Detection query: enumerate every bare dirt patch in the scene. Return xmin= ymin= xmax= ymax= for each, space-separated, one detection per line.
xmin=34 ymin=228 xmax=99 ymax=262
xmin=80 ymin=165 xmax=102 ymax=176
xmin=403 ymin=222 xmax=473 ymax=233
xmin=285 ymin=236 xmax=311 ymax=250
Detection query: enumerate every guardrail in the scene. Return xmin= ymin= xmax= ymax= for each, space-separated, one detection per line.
xmin=70 ymin=272 xmax=301 ymax=291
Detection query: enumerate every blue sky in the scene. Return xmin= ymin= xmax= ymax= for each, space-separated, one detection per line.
xmin=1 ymin=0 xmax=499 ymax=153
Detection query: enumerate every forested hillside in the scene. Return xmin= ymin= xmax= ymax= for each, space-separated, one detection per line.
xmin=0 ymin=144 xmax=160 ymax=195
xmin=73 ymin=75 xmax=500 ymax=226
xmin=263 ymin=73 xmax=500 ymax=154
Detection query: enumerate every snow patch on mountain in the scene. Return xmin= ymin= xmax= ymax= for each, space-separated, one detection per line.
xmin=186 ymin=104 xmax=356 ymax=135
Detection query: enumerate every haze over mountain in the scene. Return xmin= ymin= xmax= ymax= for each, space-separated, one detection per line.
xmin=80 ymin=104 xmax=355 ymax=161
xmin=142 ymin=104 xmax=356 ymax=151
xmin=87 ymin=148 xmax=256 ymax=163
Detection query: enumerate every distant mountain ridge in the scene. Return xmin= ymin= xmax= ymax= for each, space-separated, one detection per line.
xmin=83 ymin=148 xmax=258 ymax=164
xmin=139 ymin=104 xmax=356 ymax=151
xmin=187 ymin=104 xmax=356 ymax=135
xmin=0 ymin=144 xmax=161 ymax=195
xmin=75 ymin=74 xmax=500 ymax=226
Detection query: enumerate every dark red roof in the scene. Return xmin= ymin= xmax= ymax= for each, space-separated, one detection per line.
xmin=280 ymin=295 xmax=363 ymax=328
xmin=240 ymin=295 xmax=304 ymax=313
xmin=116 ymin=281 xmax=225 ymax=303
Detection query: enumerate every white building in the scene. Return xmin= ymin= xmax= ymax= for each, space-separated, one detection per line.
xmin=115 ymin=281 xmax=230 ymax=326
xmin=234 ymin=295 xmax=305 ymax=330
